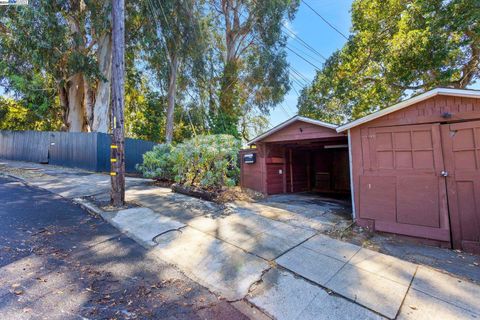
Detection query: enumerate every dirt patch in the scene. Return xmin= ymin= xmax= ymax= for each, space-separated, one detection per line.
xmin=172 ymin=184 xmax=265 ymax=204
xmin=215 ymin=187 xmax=265 ymax=203
xmin=152 ymin=179 xmax=174 ymax=188
xmin=83 ymin=195 xmax=139 ymax=212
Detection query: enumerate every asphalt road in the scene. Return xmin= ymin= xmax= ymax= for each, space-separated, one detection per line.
xmin=0 ymin=176 xmax=247 ymax=320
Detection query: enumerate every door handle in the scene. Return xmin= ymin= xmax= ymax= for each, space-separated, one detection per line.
xmin=440 ymin=170 xmax=449 ymax=177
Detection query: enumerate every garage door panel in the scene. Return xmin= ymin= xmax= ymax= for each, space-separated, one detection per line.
xmin=396 ymin=176 xmax=440 ymax=228
xmin=412 ymin=130 xmax=433 ymax=149
xmin=359 ymin=176 xmax=396 ymax=222
xmin=453 ymin=150 xmax=477 ymax=169
xmin=393 ymin=131 xmax=412 ymax=149
xmin=395 ymin=151 xmax=413 ymax=168
xmin=455 ymin=181 xmax=479 ymax=242
xmin=413 ymin=151 xmax=435 ymax=169
xmin=360 ymin=123 xmax=449 ymax=243
xmin=371 ymin=124 xmax=443 ymax=172
xmin=442 ymin=120 xmax=480 ymax=253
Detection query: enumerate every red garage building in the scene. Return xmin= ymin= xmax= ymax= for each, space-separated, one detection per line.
xmin=241 ymin=88 xmax=480 ymax=254
xmin=338 ymin=88 xmax=480 ymax=253
xmin=240 ymin=116 xmax=350 ymax=196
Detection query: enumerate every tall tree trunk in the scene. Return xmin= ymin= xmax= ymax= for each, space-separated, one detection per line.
xmin=215 ymin=0 xmax=243 ymax=137
xmin=165 ymin=54 xmax=178 ymax=144
xmin=57 ymin=82 xmax=69 ymax=131
xmin=84 ymin=78 xmax=95 ymax=131
xmin=66 ymin=73 xmax=87 ymax=132
xmin=93 ymin=32 xmax=112 ymax=133
xmin=216 ymin=59 xmax=240 ymax=135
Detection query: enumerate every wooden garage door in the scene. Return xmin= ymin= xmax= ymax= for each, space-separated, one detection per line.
xmin=441 ymin=121 xmax=480 ymax=254
xmin=360 ymin=123 xmax=451 ymax=242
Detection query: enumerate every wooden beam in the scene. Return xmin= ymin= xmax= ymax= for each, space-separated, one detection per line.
xmin=283 ymin=148 xmax=287 ymax=193
xmin=289 ymin=148 xmax=293 ymax=193
xmin=307 ymin=151 xmax=311 ymax=190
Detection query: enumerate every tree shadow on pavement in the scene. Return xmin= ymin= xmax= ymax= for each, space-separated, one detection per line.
xmin=0 ymin=177 xmax=247 ymax=319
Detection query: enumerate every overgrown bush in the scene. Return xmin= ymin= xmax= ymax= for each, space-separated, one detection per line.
xmin=137 ymin=135 xmax=241 ymax=189
xmin=170 ymin=134 xmax=241 ymax=188
xmin=136 ymin=143 xmax=175 ymax=180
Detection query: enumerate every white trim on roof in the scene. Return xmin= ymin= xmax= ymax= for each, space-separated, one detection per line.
xmin=248 ymin=115 xmax=338 ymax=145
xmin=336 ymin=88 xmax=480 ymax=133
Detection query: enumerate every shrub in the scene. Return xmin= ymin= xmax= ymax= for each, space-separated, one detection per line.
xmin=137 ymin=135 xmax=241 ymax=189
xmin=170 ymin=134 xmax=241 ymax=188
xmin=136 ymin=143 xmax=175 ymax=180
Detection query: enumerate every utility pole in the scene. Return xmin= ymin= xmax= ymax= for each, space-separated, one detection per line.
xmin=110 ymin=0 xmax=125 ymax=206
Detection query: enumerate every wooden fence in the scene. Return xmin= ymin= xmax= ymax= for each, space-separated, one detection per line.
xmin=0 ymin=131 xmax=155 ymax=173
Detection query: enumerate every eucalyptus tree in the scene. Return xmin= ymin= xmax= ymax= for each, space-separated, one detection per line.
xmin=140 ymin=0 xmax=206 ymax=143
xmin=208 ymin=0 xmax=299 ymax=137
xmin=298 ymin=0 xmax=480 ymax=123
xmin=0 ymin=0 xmax=112 ymax=132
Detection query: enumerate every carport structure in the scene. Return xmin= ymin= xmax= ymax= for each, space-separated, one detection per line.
xmin=240 ymin=116 xmax=351 ymax=196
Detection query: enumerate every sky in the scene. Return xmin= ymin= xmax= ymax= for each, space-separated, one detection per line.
xmin=270 ymin=0 xmax=354 ymax=127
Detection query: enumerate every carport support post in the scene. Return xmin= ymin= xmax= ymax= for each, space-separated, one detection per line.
xmin=110 ymin=0 xmax=126 ymax=207
xmin=289 ymin=149 xmax=293 ymax=193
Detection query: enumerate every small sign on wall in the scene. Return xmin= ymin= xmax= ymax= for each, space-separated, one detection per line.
xmin=243 ymin=153 xmax=256 ymax=164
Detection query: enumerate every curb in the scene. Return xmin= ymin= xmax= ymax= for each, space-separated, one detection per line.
xmin=72 ymin=197 xmax=105 ymax=216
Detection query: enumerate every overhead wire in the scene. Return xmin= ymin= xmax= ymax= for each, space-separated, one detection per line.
xmin=281 ymin=21 xmax=327 ymax=61
xmin=285 ymin=45 xmax=321 ymax=70
xmin=302 ymin=0 xmax=349 ymax=40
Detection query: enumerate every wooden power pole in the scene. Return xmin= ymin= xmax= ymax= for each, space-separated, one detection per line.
xmin=110 ymin=0 xmax=126 ymax=206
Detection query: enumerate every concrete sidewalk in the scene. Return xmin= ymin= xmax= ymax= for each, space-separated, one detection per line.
xmin=2 ymin=160 xmax=479 ymax=320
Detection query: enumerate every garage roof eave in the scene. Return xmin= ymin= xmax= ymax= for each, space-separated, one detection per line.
xmin=248 ymin=115 xmax=338 ymax=145
xmin=336 ymin=88 xmax=480 ymax=133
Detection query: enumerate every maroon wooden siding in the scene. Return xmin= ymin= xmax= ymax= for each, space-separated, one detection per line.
xmin=239 ymin=148 xmax=265 ymax=194
xmin=261 ymin=121 xmax=342 ymax=143
xmin=350 ymin=95 xmax=480 ymax=253
xmin=240 ymin=118 xmax=350 ymax=196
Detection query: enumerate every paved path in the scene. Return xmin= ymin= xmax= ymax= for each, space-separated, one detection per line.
xmin=0 ymin=177 xmax=248 ymax=319
xmin=2 ymin=160 xmax=480 ymax=320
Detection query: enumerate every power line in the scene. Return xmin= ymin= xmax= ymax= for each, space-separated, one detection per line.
xmin=288 ymin=42 xmax=325 ymax=66
xmin=281 ymin=22 xmax=327 ymax=61
xmin=289 ymin=71 xmax=308 ymax=88
xmin=302 ymin=0 xmax=348 ymax=40
xmin=290 ymin=66 xmax=310 ymax=83
xmin=285 ymin=45 xmax=321 ymax=70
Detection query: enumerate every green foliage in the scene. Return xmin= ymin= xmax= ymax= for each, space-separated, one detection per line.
xmin=124 ymin=76 xmax=209 ymax=143
xmin=298 ymin=0 xmax=480 ymax=123
xmin=136 ymin=144 xmax=175 ymax=180
xmin=0 ymin=96 xmax=61 ymax=131
xmin=208 ymin=0 xmax=299 ymax=137
xmin=0 ymin=0 xmax=295 ymax=142
xmin=170 ymin=134 xmax=241 ymax=188
xmin=138 ymin=134 xmax=241 ymax=189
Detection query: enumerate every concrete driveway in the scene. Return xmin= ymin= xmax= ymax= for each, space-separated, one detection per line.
xmin=2 ymin=160 xmax=479 ymax=320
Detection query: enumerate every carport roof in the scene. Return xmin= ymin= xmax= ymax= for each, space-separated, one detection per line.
xmin=248 ymin=115 xmax=337 ymax=145
xmin=337 ymin=88 xmax=480 ymax=132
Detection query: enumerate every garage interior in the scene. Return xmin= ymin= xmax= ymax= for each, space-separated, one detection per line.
xmin=265 ymin=139 xmax=350 ymax=196
xmin=240 ymin=116 xmax=352 ymax=202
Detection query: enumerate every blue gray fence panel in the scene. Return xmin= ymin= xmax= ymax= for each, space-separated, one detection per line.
xmin=125 ymin=138 xmax=155 ymax=172
xmin=96 ymin=133 xmax=111 ymax=172
xmin=48 ymin=132 xmax=98 ymax=171
xmin=0 ymin=131 xmax=49 ymax=163
xmin=0 ymin=130 xmax=155 ymax=173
